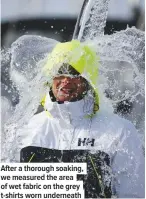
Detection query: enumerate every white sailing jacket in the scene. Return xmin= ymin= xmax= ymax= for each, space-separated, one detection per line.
xmin=16 ymin=92 xmax=145 ymax=198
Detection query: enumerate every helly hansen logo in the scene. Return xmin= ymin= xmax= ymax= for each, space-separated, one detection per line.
xmin=78 ymin=138 xmax=95 ymax=146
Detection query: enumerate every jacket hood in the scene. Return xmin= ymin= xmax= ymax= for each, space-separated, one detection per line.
xmin=43 ymin=91 xmax=95 ymax=123
xmin=42 ymin=40 xmax=100 ymax=117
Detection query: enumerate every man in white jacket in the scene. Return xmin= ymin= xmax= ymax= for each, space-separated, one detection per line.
xmin=18 ymin=40 xmax=144 ymax=197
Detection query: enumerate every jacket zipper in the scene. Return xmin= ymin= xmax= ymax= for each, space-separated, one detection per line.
xmin=68 ymin=113 xmax=76 ymax=150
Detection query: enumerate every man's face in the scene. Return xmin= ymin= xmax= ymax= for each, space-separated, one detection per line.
xmin=52 ymin=75 xmax=88 ymax=102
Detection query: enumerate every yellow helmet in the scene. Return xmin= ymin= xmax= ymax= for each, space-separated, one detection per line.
xmin=43 ymin=40 xmax=100 ymax=116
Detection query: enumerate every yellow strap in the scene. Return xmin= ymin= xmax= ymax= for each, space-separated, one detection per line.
xmin=41 ymin=95 xmax=46 ymax=107
xmin=88 ymin=155 xmax=106 ymax=198
xmin=41 ymin=95 xmax=52 ymax=118
xmin=28 ymin=153 xmax=35 ymax=162
xmin=45 ymin=110 xmax=52 ymax=118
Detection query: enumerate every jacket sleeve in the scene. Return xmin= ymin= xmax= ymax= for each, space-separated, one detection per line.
xmin=14 ymin=112 xmax=48 ymax=162
xmin=111 ymin=120 xmax=145 ymax=198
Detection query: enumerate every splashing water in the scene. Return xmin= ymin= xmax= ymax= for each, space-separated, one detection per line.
xmin=92 ymin=27 xmax=145 ymax=141
xmin=1 ymin=36 xmax=58 ymax=162
xmin=1 ymin=0 xmax=144 ymax=162
xmin=75 ymin=0 xmax=109 ymax=40
xmin=75 ymin=0 xmax=144 ymax=141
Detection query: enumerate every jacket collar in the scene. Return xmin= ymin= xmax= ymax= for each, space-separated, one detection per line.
xmin=44 ymin=91 xmax=94 ymax=121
